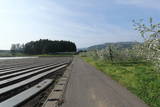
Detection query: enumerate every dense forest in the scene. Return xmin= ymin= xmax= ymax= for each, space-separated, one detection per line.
xmin=10 ymin=39 xmax=77 ymax=55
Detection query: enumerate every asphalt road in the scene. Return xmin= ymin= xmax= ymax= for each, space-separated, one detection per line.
xmin=61 ymin=57 xmax=148 ymax=107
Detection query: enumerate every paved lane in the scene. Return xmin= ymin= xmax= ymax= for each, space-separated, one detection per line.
xmin=61 ymin=57 xmax=148 ymax=107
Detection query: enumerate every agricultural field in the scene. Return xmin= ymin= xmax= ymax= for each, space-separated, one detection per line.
xmin=0 ymin=57 xmax=72 ymax=107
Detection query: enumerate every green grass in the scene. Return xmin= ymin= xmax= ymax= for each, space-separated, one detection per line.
xmin=0 ymin=53 xmax=74 ymax=57
xmin=0 ymin=52 xmax=12 ymax=57
xmin=82 ymin=57 xmax=160 ymax=107
xmin=35 ymin=54 xmax=74 ymax=57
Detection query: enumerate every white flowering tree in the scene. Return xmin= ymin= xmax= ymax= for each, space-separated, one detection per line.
xmin=133 ymin=18 xmax=160 ymax=71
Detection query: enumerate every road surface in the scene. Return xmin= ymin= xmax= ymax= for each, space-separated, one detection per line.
xmin=61 ymin=57 xmax=148 ymax=107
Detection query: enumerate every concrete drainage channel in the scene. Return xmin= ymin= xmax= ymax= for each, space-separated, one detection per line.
xmin=42 ymin=63 xmax=72 ymax=107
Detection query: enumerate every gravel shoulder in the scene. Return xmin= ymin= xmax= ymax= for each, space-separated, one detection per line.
xmin=61 ymin=57 xmax=148 ymax=107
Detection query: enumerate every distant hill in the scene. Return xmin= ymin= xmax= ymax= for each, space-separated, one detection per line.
xmin=87 ymin=42 xmax=139 ymax=50
xmin=77 ymin=48 xmax=87 ymax=51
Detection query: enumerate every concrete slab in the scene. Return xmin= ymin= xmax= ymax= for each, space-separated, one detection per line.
xmin=57 ymin=81 xmax=67 ymax=85
xmin=62 ymin=73 xmax=69 ymax=78
xmin=54 ymin=85 xmax=65 ymax=91
xmin=59 ymin=78 xmax=68 ymax=81
xmin=48 ymin=91 xmax=63 ymax=100
xmin=44 ymin=101 xmax=58 ymax=107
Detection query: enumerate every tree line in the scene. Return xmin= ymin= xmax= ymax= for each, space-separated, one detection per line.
xmin=10 ymin=39 xmax=77 ymax=55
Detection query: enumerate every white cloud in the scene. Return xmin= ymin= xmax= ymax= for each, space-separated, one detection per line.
xmin=50 ymin=20 xmax=141 ymax=48
xmin=115 ymin=0 xmax=160 ymax=9
xmin=0 ymin=0 xmax=142 ymax=49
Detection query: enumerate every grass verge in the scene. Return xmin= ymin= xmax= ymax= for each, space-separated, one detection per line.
xmin=82 ymin=56 xmax=160 ymax=107
xmin=35 ymin=54 xmax=73 ymax=57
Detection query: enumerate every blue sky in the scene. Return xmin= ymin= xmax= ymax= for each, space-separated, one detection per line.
xmin=0 ymin=0 xmax=160 ymax=49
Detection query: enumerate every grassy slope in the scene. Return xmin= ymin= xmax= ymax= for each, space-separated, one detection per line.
xmin=82 ymin=57 xmax=160 ymax=107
